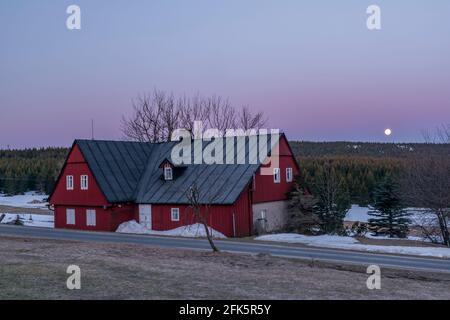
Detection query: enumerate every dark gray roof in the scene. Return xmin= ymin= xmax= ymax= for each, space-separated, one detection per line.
xmin=76 ymin=140 xmax=153 ymax=203
xmin=75 ymin=134 xmax=281 ymax=204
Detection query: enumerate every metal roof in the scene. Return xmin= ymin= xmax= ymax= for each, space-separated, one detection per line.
xmin=75 ymin=134 xmax=280 ymax=205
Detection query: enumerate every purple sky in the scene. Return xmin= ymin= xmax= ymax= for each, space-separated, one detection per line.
xmin=1 ymin=1 xmax=449 ymax=148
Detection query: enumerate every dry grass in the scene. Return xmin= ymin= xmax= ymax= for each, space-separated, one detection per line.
xmin=355 ymin=236 xmax=444 ymax=248
xmin=0 ymin=205 xmax=52 ymax=215
xmin=1 ymin=235 xmax=450 ymax=300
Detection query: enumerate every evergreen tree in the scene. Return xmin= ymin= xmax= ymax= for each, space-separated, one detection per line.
xmin=311 ymin=161 xmax=351 ymax=235
xmin=287 ymin=175 xmax=320 ymax=234
xmin=0 ymin=147 xmax=68 ymax=195
xmin=368 ymin=176 xmax=410 ymax=238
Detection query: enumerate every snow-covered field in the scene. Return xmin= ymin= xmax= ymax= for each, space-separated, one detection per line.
xmin=363 ymin=233 xmax=425 ymax=242
xmin=255 ymin=233 xmax=450 ymax=258
xmin=0 ymin=213 xmax=54 ymax=228
xmin=0 ymin=192 xmax=52 ymax=227
xmin=345 ymin=205 xmax=435 ymax=226
xmin=117 ymin=220 xmax=227 ymax=238
xmin=0 ymin=192 xmax=48 ymax=209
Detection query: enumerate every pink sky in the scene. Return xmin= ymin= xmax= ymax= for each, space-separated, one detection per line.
xmin=1 ymin=1 xmax=449 ymax=148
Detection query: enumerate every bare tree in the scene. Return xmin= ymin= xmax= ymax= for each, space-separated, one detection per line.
xmin=403 ymin=157 xmax=450 ymax=246
xmin=237 ymin=105 xmax=267 ymax=131
xmin=402 ymin=125 xmax=450 ymax=246
xmin=121 ymin=94 xmax=156 ymax=142
xmin=421 ymin=124 xmax=450 ymax=144
xmin=122 ymin=90 xmax=268 ymax=142
xmin=178 ymin=94 xmax=210 ymax=136
xmin=206 ymin=95 xmax=236 ymax=135
xmin=121 ymin=90 xmax=179 ymax=143
xmin=185 ymin=181 xmax=220 ymax=252
xmin=159 ymin=92 xmax=180 ymax=140
xmin=436 ymin=124 xmax=450 ymax=143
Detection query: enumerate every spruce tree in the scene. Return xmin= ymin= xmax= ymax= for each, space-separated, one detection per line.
xmin=311 ymin=161 xmax=351 ymax=235
xmin=287 ymin=175 xmax=320 ymax=234
xmin=368 ymin=176 xmax=410 ymax=238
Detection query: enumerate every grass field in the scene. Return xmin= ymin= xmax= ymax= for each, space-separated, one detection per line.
xmin=0 ymin=205 xmax=52 ymax=215
xmin=1 ymin=235 xmax=450 ymax=300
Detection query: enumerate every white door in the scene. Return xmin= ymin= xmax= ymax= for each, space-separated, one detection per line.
xmin=139 ymin=204 xmax=152 ymax=230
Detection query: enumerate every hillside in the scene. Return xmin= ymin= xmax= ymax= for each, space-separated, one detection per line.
xmin=290 ymin=141 xmax=450 ymax=158
xmin=0 ymin=148 xmax=68 ymax=195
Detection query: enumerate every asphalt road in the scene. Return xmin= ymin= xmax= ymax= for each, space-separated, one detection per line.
xmin=1 ymin=224 xmax=449 ymax=273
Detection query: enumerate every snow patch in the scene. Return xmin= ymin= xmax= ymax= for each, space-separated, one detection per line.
xmin=363 ymin=233 xmax=425 ymax=242
xmin=0 ymin=192 xmax=48 ymax=209
xmin=345 ymin=205 xmax=371 ymax=223
xmin=255 ymin=233 xmax=450 ymax=258
xmin=116 ymin=220 xmax=227 ymax=238
xmin=0 ymin=213 xmax=54 ymax=228
xmin=256 ymin=233 xmax=358 ymax=245
xmin=345 ymin=205 xmax=438 ymax=226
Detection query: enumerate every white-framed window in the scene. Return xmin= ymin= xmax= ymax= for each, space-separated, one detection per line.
xmin=66 ymin=208 xmax=75 ymax=225
xmin=66 ymin=175 xmax=74 ymax=190
xmin=164 ymin=167 xmax=173 ymax=180
xmin=260 ymin=209 xmax=267 ymax=220
xmin=81 ymin=175 xmax=89 ymax=190
xmin=273 ymin=168 xmax=281 ymax=183
xmin=286 ymin=167 xmax=293 ymax=182
xmin=86 ymin=209 xmax=96 ymax=226
xmin=171 ymin=208 xmax=180 ymax=221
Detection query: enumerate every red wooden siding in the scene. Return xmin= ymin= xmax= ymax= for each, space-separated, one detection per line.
xmin=151 ymin=186 xmax=252 ymax=237
xmin=252 ymin=136 xmax=299 ymax=203
xmin=49 ymin=144 xmax=108 ymax=206
xmin=54 ymin=204 xmax=135 ymax=231
xmin=231 ymin=186 xmax=252 ymax=237
xmin=50 ymin=144 xmax=136 ymax=232
xmin=109 ymin=204 xmax=137 ymax=230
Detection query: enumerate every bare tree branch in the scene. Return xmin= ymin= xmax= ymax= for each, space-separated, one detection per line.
xmin=178 ymin=94 xmax=210 ymax=137
xmin=405 ymin=124 xmax=450 ymax=246
xmin=206 ymin=96 xmax=236 ymax=136
xmin=185 ymin=181 xmax=220 ymax=252
xmin=237 ymin=105 xmax=267 ymax=131
xmin=122 ymin=90 xmax=268 ymax=142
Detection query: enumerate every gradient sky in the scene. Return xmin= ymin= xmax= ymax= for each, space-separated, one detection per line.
xmin=1 ymin=0 xmax=449 ymax=148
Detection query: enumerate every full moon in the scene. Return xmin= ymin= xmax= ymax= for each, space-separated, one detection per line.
xmin=384 ymin=128 xmax=392 ymax=136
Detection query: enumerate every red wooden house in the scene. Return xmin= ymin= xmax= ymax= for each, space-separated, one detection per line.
xmin=49 ymin=134 xmax=299 ymax=237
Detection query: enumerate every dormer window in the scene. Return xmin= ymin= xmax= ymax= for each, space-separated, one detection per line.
xmin=164 ymin=166 xmax=173 ymax=181
xmin=159 ymin=158 xmax=186 ymax=181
